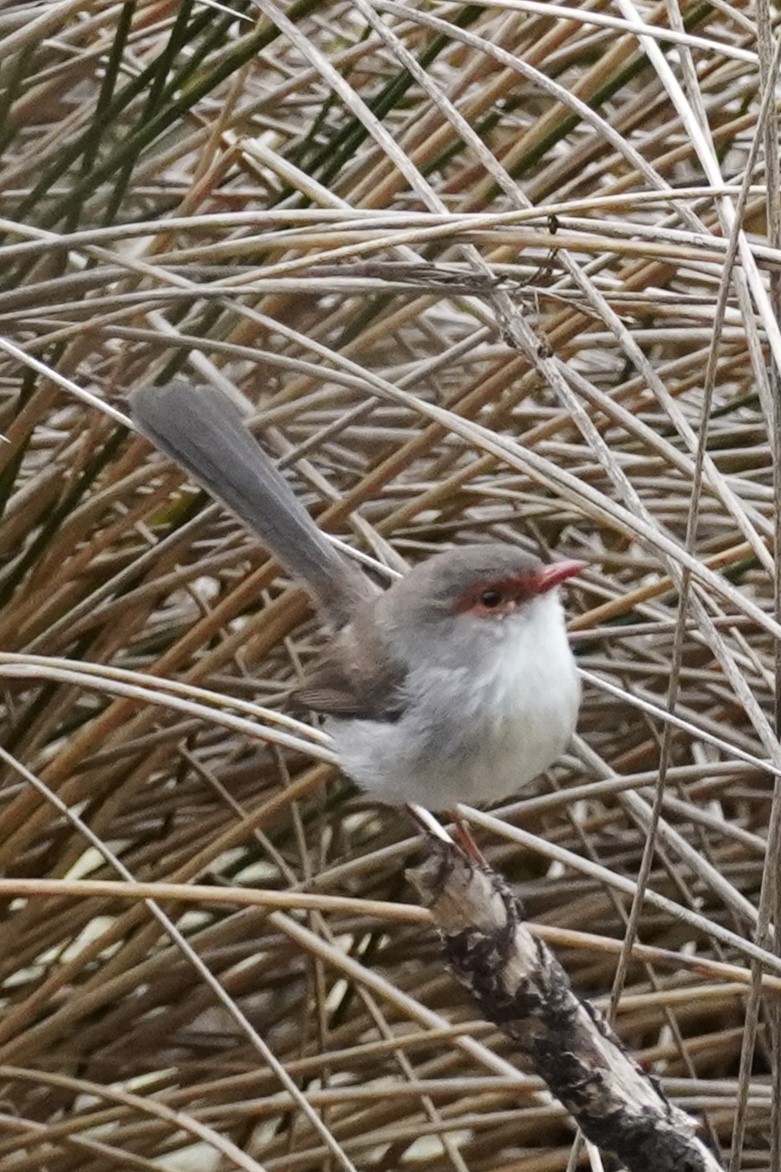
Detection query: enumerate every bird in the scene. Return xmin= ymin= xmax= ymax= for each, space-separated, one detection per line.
xmin=130 ymin=382 xmax=585 ymax=812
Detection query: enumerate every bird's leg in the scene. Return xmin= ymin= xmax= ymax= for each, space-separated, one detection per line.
xmin=403 ymin=803 xmax=485 ymax=863
xmin=449 ymin=810 xmax=486 ymax=864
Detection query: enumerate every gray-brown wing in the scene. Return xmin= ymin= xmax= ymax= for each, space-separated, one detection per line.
xmin=293 ymin=657 xmax=407 ymax=721
xmin=292 ymin=623 xmax=408 ymax=722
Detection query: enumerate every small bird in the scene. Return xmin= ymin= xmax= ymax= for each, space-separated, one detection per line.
xmin=130 ymin=383 xmax=585 ymax=811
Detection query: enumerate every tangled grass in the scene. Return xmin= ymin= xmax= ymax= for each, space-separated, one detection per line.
xmin=0 ymin=0 xmax=779 ymax=1168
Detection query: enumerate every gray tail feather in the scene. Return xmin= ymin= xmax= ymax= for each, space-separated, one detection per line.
xmin=130 ymin=382 xmax=374 ymax=627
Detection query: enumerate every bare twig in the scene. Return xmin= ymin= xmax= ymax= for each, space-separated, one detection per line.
xmin=409 ymin=837 xmax=723 ymax=1172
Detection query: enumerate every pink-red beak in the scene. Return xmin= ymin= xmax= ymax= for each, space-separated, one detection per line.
xmin=536 ymin=558 xmax=587 ymax=594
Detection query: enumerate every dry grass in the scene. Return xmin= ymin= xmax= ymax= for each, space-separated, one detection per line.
xmin=0 ymin=0 xmax=779 ymax=1168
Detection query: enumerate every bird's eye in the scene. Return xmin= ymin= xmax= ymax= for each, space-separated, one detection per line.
xmin=479 ymin=589 xmax=504 ymax=608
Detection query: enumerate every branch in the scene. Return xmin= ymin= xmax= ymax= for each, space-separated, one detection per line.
xmin=408 ymin=836 xmax=723 ymax=1172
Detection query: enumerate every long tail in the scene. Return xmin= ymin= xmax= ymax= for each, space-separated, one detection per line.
xmin=130 ymin=382 xmax=375 ymax=627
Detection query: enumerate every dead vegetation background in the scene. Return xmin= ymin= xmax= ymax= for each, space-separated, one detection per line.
xmin=0 ymin=0 xmax=778 ymax=1168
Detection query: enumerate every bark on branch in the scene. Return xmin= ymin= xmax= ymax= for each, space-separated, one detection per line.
xmin=408 ymin=836 xmax=723 ymax=1172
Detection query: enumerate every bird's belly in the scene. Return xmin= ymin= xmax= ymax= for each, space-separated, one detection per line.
xmin=331 ymin=643 xmax=580 ymax=809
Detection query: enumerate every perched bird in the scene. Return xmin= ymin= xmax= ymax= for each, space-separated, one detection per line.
xmin=131 ymin=383 xmax=584 ymax=810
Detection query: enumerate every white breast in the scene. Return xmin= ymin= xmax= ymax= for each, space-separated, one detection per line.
xmin=468 ymin=593 xmax=581 ymax=798
xmin=330 ymin=591 xmax=580 ymax=809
